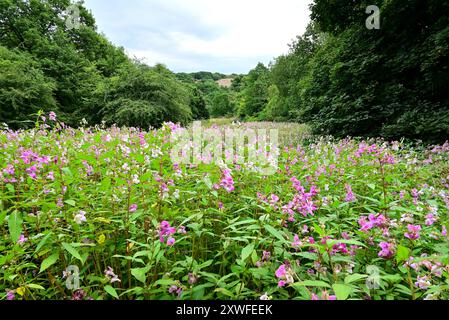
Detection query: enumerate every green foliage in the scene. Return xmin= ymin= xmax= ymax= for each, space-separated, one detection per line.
xmin=0 ymin=0 xmax=197 ymax=128
xmin=0 ymin=46 xmax=56 ymax=127
xmin=1 ymin=118 xmax=449 ymax=300
xmin=238 ymin=63 xmax=270 ymax=119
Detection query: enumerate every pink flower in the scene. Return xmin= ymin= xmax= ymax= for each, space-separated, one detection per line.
xmin=158 ymin=221 xmax=176 ymax=244
xmin=105 ymin=267 xmax=121 ymax=283
xmin=49 ymin=112 xmax=57 ymax=121
xmin=17 ymin=234 xmax=28 ymax=245
xmin=275 ymin=265 xmax=286 ymax=278
xmin=345 ymin=184 xmax=356 ymax=202
xmin=425 ymin=214 xmax=437 ymax=226
xmin=167 ymin=237 xmax=176 ymax=246
xmin=378 ymin=242 xmax=395 ymax=259
xmin=405 ymin=224 xmax=421 ymax=240
xmin=74 ymin=211 xmax=87 ymax=224
xmin=6 ymin=290 xmax=15 ymax=300
xmin=129 ymin=204 xmax=138 ymax=212
xmin=292 ymin=234 xmax=302 ymax=248
xmin=442 ymin=226 xmax=447 ymax=237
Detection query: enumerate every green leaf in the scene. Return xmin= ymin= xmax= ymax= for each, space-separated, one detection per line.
xmin=241 ymin=243 xmax=255 ymax=262
xmin=396 ymin=245 xmax=411 ymax=263
xmin=64 ymin=200 xmax=76 ymax=207
xmin=26 ymin=284 xmax=46 ymax=290
xmin=131 ymin=268 xmax=147 ymax=284
xmin=8 ymin=211 xmax=22 ymax=243
xmin=35 ymin=233 xmax=52 ymax=255
xmin=40 ymin=253 xmax=59 ymax=273
xmin=104 ymin=285 xmax=119 ymax=299
xmin=332 ymin=284 xmax=352 ymax=300
xmin=264 ymin=225 xmax=286 ymax=243
xmin=62 ymin=243 xmax=82 ymax=262
xmin=292 ymin=280 xmax=331 ymax=288
xmin=344 ymin=273 xmax=367 ymax=284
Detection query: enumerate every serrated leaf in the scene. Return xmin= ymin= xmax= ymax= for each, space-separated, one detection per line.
xmin=264 ymin=225 xmax=286 ymax=242
xmin=241 ymin=243 xmax=255 ymax=262
xmin=40 ymin=253 xmax=59 ymax=273
xmin=62 ymin=242 xmax=82 ymax=262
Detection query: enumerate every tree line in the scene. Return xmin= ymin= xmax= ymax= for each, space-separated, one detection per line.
xmin=236 ymin=0 xmax=449 ymax=143
xmin=0 ymin=0 xmax=217 ymax=129
xmin=2 ymin=0 xmax=448 ymax=143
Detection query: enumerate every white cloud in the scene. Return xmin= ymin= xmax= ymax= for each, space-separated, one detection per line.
xmin=83 ymin=0 xmax=312 ymax=73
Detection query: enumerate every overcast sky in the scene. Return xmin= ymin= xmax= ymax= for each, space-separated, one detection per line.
xmin=82 ymin=0 xmax=312 ymax=74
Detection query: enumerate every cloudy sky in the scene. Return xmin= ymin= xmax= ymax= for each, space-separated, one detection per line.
xmin=83 ymin=0 xmax=312 ymax=74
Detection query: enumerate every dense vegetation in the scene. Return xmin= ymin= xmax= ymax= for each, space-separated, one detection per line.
xmin=0 ymin=0 xmax=211 ymax=128
xmin=1 ymin=116 xmax=449 ymax=300
xmin=237 ymin=0 xmax=449 ymax=143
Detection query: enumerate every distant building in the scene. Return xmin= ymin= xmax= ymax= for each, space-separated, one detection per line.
xmin=216 ymin=78 xmax=233 ymax=88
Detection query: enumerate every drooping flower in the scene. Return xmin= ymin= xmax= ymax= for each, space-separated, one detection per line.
xmin=49 ymin=112 xmax=57 ymax=121
xmin=345 ymin=184 xmax=356 ymax=202
xmin=404 ymin=224 xmax=421 ymax=240
xmin=158 ymin=221 xmax=177 ymax=244
xmin=275 ymin=264 xmax=294 ymax=287
xmin=167 ymin=237 xmax=176 ymax=246
xmin=260 ymin=293 xmax=271 ymax=300
xmin=415 ymin=275 xmax=431 ymax=290
xmin=292 ymin=234 xmax=302 ymax=248
xmin=425 ymin=214 xmax=437 ymax=226
xmin=378 ymin=242 xmax=395 ymax=259
xmin=74 ymin=211 xmax=87 ymax=225
xmin=105 ymin=267 xmax=121 ymax=283
xmin=6 ymin=290 xmax=15 ymax=300
xmin=188 ymin=273 xmax=198 ymax=285
xmin=17 ymin=234 xmax=28 ymax=245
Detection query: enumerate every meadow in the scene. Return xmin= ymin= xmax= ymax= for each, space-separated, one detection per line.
xmin=1 ymin=114 xmax=449 ymax=300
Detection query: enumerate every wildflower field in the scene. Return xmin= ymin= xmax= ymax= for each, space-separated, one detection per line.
xmin=1 ymin=115 xmax=449 ymax=301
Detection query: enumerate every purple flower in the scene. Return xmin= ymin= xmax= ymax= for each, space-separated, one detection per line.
xmin=158 ymin=221 xmax=176 ymax=244
xmin=378 ymin=242 xmax=395 ymax=259
xmin=345 ymin=184 xmax=356 ymax=202
xmin=415 ymin=276 xmax=431 ymax=290
xmin=49 ymin=112 xmax=57 ymax=121
xmin=188 ymin=273 xmax=198 ymax=285
xmin=167 ymin=237 xmax=176 ymax=246
xmin=275 ymin=265 xmax=286 ymax=278
xmin=425 ymin=214 xmax=437 ymax=226
xmin=17 ymin=234 xmax=28 ymax=245
xmin=74 ymin=211 xmax=87 ymax=224
xmin=405 ymin=224 xmax=421 ymax=240
xmin=129 ymin=204 xmax=138 ymax=212
xmin=105 ymin=267 xmax=121 ymax=283
xmin=6 ymin=290 xmax=15 ymax=300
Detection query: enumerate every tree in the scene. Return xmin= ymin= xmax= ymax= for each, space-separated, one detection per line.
xmin=0 ymin=46 xmax=56 ymax=128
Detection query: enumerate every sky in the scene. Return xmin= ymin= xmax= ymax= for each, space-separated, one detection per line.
xmin=82 ymin=0 xmax=313 ymax=74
